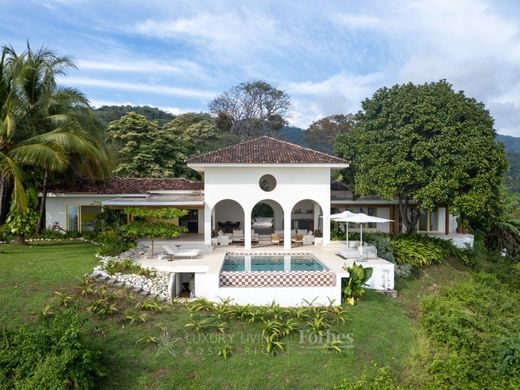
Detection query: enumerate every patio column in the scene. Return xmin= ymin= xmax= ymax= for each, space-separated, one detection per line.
xmin=204 ymin=203 xmax=212 ymax=247
xmin=284 ymin=207 xmax=292 ymax=250
xmin=313 ymin=203 xmax=321 ymax=232
xmin=244 ymin=206 xmax=252 ymax=250
xmin=322 ymin=202 xmax=330 ymax=245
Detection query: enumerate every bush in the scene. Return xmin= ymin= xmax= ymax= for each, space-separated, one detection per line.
xmin=392 ymin=236 xmax=444 ymax=267
xmin=0 ymin=305 xmax=105 ymax=389
xmin=104 ymin=259 xmax=156 ymax=278
xmin=29 ymin=229 xmax=83 ymax=240
xmin=96 ymin=230 xmax=135 ymax=256
xmin=0 ymin=225 xmax=13 ymax=242
xmin=496 ymin=336 xmax=520 ymax=377
xmin=419 ymin=272 xmax=520 ymax=388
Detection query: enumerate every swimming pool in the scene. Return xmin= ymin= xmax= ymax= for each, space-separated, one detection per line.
xmin=221 ymin=252 xmax=327 ymax=272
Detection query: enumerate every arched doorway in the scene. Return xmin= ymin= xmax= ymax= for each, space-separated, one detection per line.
xmin=251 ymin=199 xmax=284 ymax=246
xmin=291 ymin=199 xmax=322 ymax=246
xmin=213 ymin=199 xmax=245 ymax=245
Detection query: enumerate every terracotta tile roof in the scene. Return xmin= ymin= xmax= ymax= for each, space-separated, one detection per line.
xmin=48 ymin=177 xmax=203 ymax=194
xmin=187 ymin=136 xmax=348 ymax=165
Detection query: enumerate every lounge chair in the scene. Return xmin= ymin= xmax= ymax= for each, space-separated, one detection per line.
xmin=162 ymin=245 xmax=200 ymax=260
xmin=271 ymin=233 xmax=281 ymax=245
xmin=292 ymin=234 xmax=304 ymax=246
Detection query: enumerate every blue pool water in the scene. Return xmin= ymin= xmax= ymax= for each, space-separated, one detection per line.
xmin=222 ymin=254 xmax=327 ymax=272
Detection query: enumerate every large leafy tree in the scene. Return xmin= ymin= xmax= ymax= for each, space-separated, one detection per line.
xmin=209 ymin=80 xmax=290 ymax=139
xmin=305 ymin=114 xmax=355 ymax=153
xmin=335 ymin=80 xmax=507 ymax=231
xmin=0 ymin=45 xmax=110 ymax=229
xmin=106 ymin=112 xmax=187 ymax=178
xmin=163 ymin=113 xmax=220 ymax=156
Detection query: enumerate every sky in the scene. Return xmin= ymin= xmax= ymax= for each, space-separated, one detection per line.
xmin=1 ymin=0 xmax=520 ymax=136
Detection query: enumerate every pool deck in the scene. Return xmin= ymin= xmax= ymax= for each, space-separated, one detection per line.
xmin=138 ymin=242 xmax=393 ymax=283
xmin=136 ymin=242 xmax=394 ymax=305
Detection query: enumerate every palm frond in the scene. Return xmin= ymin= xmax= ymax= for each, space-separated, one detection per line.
xmin=0 ymin=152 xmax=27 ymax=212
xmin=10 ymin=143 xmax=67 ymax=171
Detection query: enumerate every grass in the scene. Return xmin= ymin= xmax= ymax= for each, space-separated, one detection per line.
xmin=0 ymin=242 xmax=474 ymax=389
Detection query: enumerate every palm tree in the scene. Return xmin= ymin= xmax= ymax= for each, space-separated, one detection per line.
xmin=0 ymin=44 xmax=112 ymax=233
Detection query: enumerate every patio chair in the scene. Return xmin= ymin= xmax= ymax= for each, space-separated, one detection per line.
xmin=271 ymin=233 xmax=281 ymax=246
xmin=292 ymin=234 xmax=304 ymax=246
xmin=162 ymin=245 xmax=200 ymax=260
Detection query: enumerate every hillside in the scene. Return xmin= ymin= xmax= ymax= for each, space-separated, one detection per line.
xmin=92 ymin=105 xmax=176 ymax=127
xmin=497 ymin=134 xmax=520 ymax=153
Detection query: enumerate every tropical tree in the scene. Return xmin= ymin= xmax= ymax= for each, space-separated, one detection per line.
xmin=305 ymin=114 xmax=355 ymax=153
xmin=106 ymin=112 xmax=188 ymax=178
xmin=335 ymin=80 xmax=507 ymax=232
xmin=163 ymin=113 xmax=220 ymax=155
xmin=209 ymin=80 xmax=290 ymax=139
xmin=0 ymin=45 xmax=111 ymax=232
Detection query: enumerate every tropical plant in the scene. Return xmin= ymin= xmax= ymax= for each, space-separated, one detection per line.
xmin=0 ymin=44 xmax=111 ymax=229
xmin=392 ymin=237 xmax=444 ymax=267
xmin=217 ymin=344 xmax=233 ymax=359
xmin=106 ymin=112 xmax=188 ymax=178
xmin=341 ymin=262 xmax=374 ymax=304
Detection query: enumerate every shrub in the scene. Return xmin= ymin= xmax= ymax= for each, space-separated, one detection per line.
xmin=392 ymin=236 xmax=444 ymax=267
xmin=419 ymin=272 xmax=520 ymax=388
xmin=496 ymin=336 xmax=520 ymax=377
xmin=0 ymin=305 xmax=105 ymax=389
xmin=96 ymin=230 xmax=135 ymax=256
xmin=341 ymin=262 xmax=373 ymax=304
xmin=104 ymin=259 xmax=156 ymax=278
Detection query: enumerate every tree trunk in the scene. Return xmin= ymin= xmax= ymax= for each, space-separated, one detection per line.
xmin=36 ymin=169 xmax=49 ymax=234
xmin=398 ymin=194 xmax=420 ymax=233
xmin=14 ymin=234 xmax=26 ymax=245
xmin=0 ymin=175 xmax=5 ymax=224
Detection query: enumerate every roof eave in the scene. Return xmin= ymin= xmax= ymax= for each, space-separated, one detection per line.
xmin=187 ymin=162 xmax=349 ymax=171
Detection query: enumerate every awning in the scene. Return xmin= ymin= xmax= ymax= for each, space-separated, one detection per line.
xmin=102 ymin=193 xmax=204 ymax=208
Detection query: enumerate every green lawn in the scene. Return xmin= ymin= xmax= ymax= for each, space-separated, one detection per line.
xmin=0 ymin=242 xmax=472 ymax=389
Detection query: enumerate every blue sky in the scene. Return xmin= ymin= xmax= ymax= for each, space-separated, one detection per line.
xmin=2 ymin=0 xmax=520 ymax=135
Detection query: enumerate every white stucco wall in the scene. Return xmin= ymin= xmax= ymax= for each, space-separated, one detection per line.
xmin=202 ymin=166 xmax=332 ymax=249
xmin=45 ymin=195 xmax=114 ymax=230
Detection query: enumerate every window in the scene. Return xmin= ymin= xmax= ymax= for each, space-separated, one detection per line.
xmin=67 ymin=205 xmax=79 ymax=232
xmin=81 ymin=206 xmax=101 ymax=232
xmin=418 ymin=209 xmax=440 ymax=233
xmin=259 ymin=174 xmax=276 ymax=192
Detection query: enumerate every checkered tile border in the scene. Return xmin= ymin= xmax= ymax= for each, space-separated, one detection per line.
xmin=219 ymin=271 xmax=336 ymax=287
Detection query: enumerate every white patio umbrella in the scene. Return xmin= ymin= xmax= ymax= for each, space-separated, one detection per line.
xmin=342 ymin=213 xmax=393 ymax=256
xmin=330 ymin=210 xmax=357 ymax=246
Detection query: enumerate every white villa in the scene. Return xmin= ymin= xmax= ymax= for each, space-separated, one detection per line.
xmin=45 ymin=137 xmax=472 ymax=305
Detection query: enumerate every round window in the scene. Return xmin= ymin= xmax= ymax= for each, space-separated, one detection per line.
xmin=259 ymin=174 xmax=277 ymax=192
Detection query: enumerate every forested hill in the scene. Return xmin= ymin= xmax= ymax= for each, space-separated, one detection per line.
xmin=92 ymin=105 xmax=176 ymax=127
xmin=497 ymin=134 xmax=520 ymax=153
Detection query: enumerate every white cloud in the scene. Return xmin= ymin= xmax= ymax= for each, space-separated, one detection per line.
xmin=76 ymin=58 xmax=203 ymax=75
xmin=59 ymin=76 xmax=216 ymax=99
xmin=284 ymin=72 xmax=385 ymax=128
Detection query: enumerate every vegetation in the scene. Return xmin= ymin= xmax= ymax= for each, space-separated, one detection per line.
xmin=341 ymin=262 xmax=374 ymax=305
xmin=419 ymin=271 xmax=520 ymax=388
xmin=0 ymin=45 xmax=111 ymax=229
xmin=104 ymin=259 xmax=156 ymax=278
xmin=0 ymin=304 xmax=105 ymax=389
xmin=335 ymin=80 xmax=508 ymax=232
xmin=209 ymin=80 xmax=290 ymax=139
xmin=121 ymin=207 xmax=188 ymax=255
xmin=1 ymin=239 xmax=518 ymax=388
xmin=305 ymin=114 xmax=355 ymax=153
xmin=92 ymin=105 xmax=175 ymax=127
